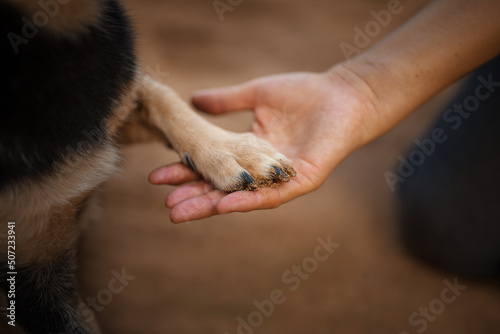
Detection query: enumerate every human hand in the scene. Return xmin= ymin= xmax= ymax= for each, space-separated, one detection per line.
xmin=149 ymin=66 xmax=379 ymax=223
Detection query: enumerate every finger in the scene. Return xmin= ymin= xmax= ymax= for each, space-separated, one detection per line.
xmin=148 ymin=162 xmax=199 ymax=185
xmin=166 ymin=181 xmax=212 ymax=208
xmin=192 ymin=82 xmax=257 ymax=115
xmin=217 ymin=179 xmax=300 ymax=213
xmin=170 ymin=190 xmax=225 ymax=223
xmin=217 ymin=188 xmax=281 ymax=213
xmin=169 ymin=177 xmax=305 ymax=223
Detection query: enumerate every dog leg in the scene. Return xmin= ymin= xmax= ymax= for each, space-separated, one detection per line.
xmin=0 ymin=146 xmax=118 ymax=334
xmin=0 ymin=202 xmax=97 ymax=334
xmin=131 ymin=74 xmax=296 ymax=192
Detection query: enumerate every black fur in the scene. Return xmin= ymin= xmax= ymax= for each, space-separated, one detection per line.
xmin=0 ymin=0 xmax=136 ymax=187
xmin=0 ymin=1 xmax=137 ymax=333
xmin=0 ymin=253 xmax=91 ymax=334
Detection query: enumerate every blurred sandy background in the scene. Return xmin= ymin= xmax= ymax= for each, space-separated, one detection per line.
xmin=79 ymin=1 xmax=500 ymax=333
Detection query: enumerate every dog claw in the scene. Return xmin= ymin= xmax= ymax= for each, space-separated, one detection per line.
xmin=271 ymin=166 xmax=290 ymax=182
xmin=184 ymin=154 xmax=196 ymax=172
xmin=240 ymin=171 xmax=255 ymax=185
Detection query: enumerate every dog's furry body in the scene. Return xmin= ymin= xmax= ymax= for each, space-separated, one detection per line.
xmin=0 ymin=1 xmax=295 ymax=333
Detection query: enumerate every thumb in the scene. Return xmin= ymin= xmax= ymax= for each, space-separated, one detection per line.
xmin=191 ymin=81 xmax=257 ymax=114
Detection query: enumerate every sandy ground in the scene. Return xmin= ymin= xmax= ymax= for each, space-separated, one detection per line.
xmin=78 ymin=1 xmax=500 ymax=333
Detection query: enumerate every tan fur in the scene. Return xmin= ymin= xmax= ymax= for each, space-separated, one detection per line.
xmin=0 ymin=144 xmax=119 ymax=265
xmin=4 ymin=0 xmax=102 ymax=38
xmin=0 ymin=70 xmax=293 ymax=264
xmin=0 ymin=2 xmax=295 ymax=332
xmin=0 ymin=70 xmax=294 ymax=334
xmin=119 ymin=74 xmax=293 ymax=191
xmin=107 ymin=85 xmax=168 ymax=145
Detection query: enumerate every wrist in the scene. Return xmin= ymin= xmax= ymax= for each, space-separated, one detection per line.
xmin=322 ymin=61 xmax=387 ymax=149
xmin=325 ymin=56 xmax=428 ymax=144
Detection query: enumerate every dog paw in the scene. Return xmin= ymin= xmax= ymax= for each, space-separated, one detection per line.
xmin=180 ymin=133 xmax=296 ymax=193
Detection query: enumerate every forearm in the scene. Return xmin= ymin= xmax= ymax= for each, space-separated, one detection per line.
xmin=334 ymin=0 xmax=500 ymax=140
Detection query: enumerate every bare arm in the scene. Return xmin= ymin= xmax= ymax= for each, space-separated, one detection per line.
xmin=342 ymin=0 xmax=500 ymax=146
xmin=150 ymin=0 xmax=500 ymax=223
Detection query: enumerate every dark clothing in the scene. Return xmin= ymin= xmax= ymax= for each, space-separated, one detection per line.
xmin=397 ymin=56 xmax=500 ymax=277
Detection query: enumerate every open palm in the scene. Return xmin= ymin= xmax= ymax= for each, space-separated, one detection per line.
xmin=149 ymin=69 xmax=375 ymax=223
